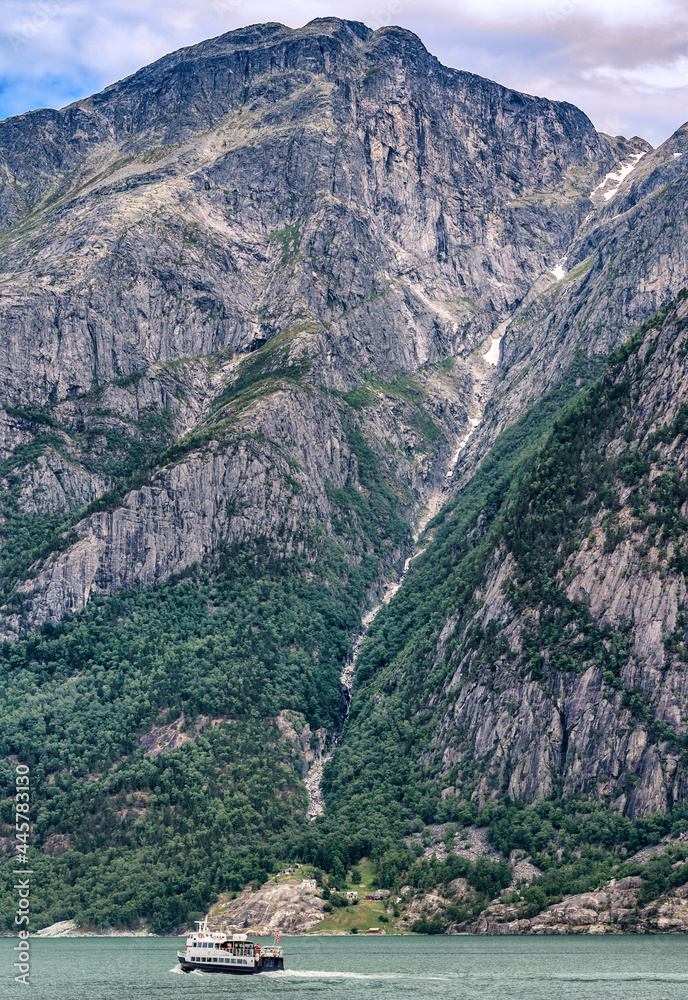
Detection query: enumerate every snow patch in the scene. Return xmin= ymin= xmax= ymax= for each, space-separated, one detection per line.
xmin=550 ymin=262 xmax=566 ymax=281
xmin=448 ymin=429 xmax=474 ymax=471
xmin=481 ymin=319 xmax=509 ymax=367
xmin=590 ymin=152 xmax=645 ymax=202
xmin=482 ymin=338 xmax=501 ymax=365
xmin=674 ymin=152 xmax=683 ymax=159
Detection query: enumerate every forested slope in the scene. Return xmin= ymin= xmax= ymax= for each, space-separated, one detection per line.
xmin=321 ymin=293 xmax=688 ymax=921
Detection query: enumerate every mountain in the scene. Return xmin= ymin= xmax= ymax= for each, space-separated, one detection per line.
xmin=0 ymin=17 xmax=628 ymax=631
xmin=1 ymin=18 xmax=688 ymax=934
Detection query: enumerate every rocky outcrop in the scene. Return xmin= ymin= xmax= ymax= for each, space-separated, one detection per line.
xmin=469 ymin=121 xmax=688 ymax=464
xmin=462 ymin=876 xmax=688 ymax=935
xmin=27 ymin=920 xmax=154 ymax=938
xmin=139 ymin=714 xmax=232 ymax=758
xmin=394 ymin=891 xmax=446 ymax=931
xmin=10 ymin=449 xmax=108 ymax=515
xmin=207 ymin=880 xmax=325 ymax=935
xmin=274 ymin=711 xmax=328 ymax=778
xmin=12 ymin=386 xmax=352 ymax=626
xmin=420 ymin=295 xmax=688 ymax=818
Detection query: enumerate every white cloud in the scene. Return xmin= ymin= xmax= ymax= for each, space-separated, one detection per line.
xmin=591 ymin=57 xmax=688 ymax=93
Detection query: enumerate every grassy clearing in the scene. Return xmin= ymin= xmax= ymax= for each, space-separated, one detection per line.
xmin=308 ymin=857 xmax=399 ymax=935
xmin=312 ymin=898 xmax=392 ymax=934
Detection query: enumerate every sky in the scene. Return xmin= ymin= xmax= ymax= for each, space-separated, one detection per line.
xmin=0 ymin=0 xmax=686 ymax=146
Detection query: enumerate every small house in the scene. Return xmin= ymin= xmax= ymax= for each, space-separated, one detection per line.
xmin=367 ymin=927 xmax=380 ymax=934
xmin=301 ymin=879 xmax=317 ymax=890
xmin=346 ymin=891 xmax=358 ymax=901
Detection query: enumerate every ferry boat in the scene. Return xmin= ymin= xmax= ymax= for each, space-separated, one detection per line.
xmin=177 ymin=917 xmax=284 ymax=974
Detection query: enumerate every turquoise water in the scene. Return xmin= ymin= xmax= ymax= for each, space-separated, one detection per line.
xmin=1 ymin=935 xmax=688 ymax=999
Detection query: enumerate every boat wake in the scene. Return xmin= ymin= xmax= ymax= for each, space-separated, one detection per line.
xmin=274 ymin=969 xmax=447 ymax=981
xmin=551 ymin=973 xmax=688 ymax=983
xmin=169 ymin=964 xmax=208 ymax=976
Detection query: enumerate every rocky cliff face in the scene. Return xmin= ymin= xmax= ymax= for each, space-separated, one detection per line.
xmin=362 ymin=294 xmax=688 ymax=822
xmin=0 ymin=17 xmax=633 ymax=633
xmin=0 ymin=18 xmax=616 ymax=405
xmin=469 ymin=124 xmax=688 ymax=460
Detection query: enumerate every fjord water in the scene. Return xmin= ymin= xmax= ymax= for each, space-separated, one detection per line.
xmin=2 ymin=936 xmax=688 ymax=1000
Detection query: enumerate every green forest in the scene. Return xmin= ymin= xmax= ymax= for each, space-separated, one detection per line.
xmin=2 ymin=297 xmax=688 ymax=931
xmin=319 ymin=293 xmax=688 ymax=918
